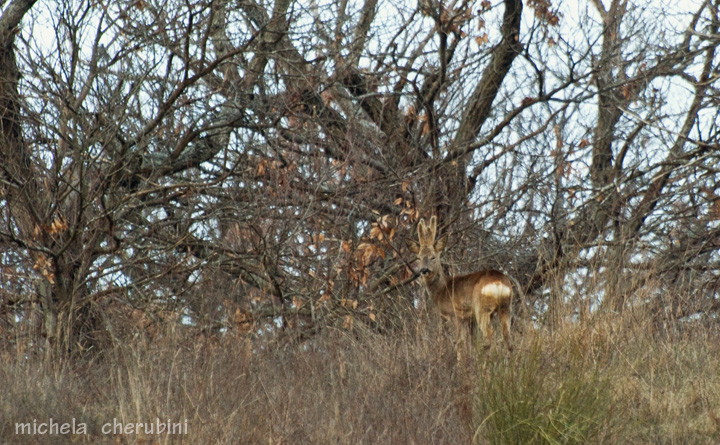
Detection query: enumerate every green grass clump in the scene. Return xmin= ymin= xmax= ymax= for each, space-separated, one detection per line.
xmin=474 ymin=342 xmax=618 ymax=444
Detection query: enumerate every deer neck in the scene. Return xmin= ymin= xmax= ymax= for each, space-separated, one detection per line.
xmin=422 ymin=268 xmax=449 ymax=303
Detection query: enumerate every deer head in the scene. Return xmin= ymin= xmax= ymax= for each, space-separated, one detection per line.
xmin=405 ymin=216 xmax=448 ymax=281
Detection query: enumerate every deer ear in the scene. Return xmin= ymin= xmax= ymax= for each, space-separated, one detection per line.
xmin=434 ymin=234 xmax=448 ymax=252
xmin=405 ymin=238 xmax=420 ymax=254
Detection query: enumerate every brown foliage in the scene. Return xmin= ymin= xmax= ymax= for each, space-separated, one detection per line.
xmin=0 ymin=0 xmax=718 ymax=359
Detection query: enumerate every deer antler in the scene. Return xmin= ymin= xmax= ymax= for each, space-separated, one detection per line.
xmin=417 ymin=218 xmax=429 ymax=245
xmin=427 ymin=216 xmax=437 ymax=243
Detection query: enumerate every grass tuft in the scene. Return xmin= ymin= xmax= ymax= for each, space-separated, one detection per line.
xmin=473 ymin=340 xmax=618 ymax=444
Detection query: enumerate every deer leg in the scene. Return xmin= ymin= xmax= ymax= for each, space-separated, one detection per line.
xmin=475 ymin=307 xmax=493 ymax=350
xmin=498 ymin=303 xmax=513 ymax=352
xmin=455 ymin=322 xmax=469 ymax=362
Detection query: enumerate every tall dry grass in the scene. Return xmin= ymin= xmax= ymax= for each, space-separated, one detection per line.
xmin=1 ymin=300 xmax=719 ymax=444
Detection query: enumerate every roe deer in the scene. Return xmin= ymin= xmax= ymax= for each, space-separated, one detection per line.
xmin=405 ymin=216 xmax=513 ymax=353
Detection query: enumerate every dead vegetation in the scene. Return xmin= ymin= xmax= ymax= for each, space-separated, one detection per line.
xmin=1 ymin=300 xmax=719 ymax=444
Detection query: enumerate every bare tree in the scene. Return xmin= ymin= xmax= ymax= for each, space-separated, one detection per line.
xmin=1 ymin=0 xmax=719 ymax=356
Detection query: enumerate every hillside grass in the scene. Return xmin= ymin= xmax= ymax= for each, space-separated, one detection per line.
xmin=1 ymin=308 xmax=719 ymax=444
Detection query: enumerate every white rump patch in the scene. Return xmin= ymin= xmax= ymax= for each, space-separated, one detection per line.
xmin=481 ymin=282 xmax=512 ymax=298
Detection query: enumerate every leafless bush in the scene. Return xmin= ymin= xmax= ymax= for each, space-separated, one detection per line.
xmin=0 ymin=0 xmax=718 ymax=360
